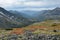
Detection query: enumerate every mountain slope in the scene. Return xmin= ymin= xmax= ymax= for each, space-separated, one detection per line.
xmin=0 ymin=7 xmax=34 ymax=28
xmin=9 ymin=7 xmax=60 ymax=22
xmin=35 ymin=7 xmax=60 ymax=21
xmin=10 ymin=20 xmax=60 ymax=35
xmin=9 ymin=10 xmax=38 ymax=22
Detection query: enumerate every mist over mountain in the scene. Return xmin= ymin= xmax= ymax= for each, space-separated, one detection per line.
xmin=37 ymin=7 xmax=60 ymax=21
xmin=9 ymin=10 xmax=39 ymax=22
xmin=0 ymin=7 xmax=35 ymax=28
xmin=9 ymin=7 xmax=60 ymax=21
xmin=0 ymin=7 xmax=60 ymax=28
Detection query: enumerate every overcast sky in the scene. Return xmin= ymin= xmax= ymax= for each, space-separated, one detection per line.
xmin=0 ymin=0 xmax=60 ymax=11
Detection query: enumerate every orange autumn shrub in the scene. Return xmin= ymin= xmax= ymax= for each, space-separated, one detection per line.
xmin=10 ymin=26 xmax=48 ymax=34
xmin=10 ymin=28 xmax=25 ymax=34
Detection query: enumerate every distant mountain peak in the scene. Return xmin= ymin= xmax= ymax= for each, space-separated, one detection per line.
xmin=55 ymin=7 xmax=60 ymax=9
xmin=0 ymin=7 xmax=3 ymax=8
xmin=54 ymin=7 xmax=60 ymax=10
xmin=0 ymin=7 xmax=7 ymax=13
xmin=0 ymin=7 xmax=4 ymax=10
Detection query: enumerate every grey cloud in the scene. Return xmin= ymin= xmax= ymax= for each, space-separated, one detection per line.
xmin=4 ymin=0 xmax=60 ymax=10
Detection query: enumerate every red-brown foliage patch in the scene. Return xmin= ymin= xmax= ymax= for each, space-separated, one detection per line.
xmin=10 ymin=26 xmax=48 ymax=34
xmin=10 ymin=28 xmax=25 ymax=35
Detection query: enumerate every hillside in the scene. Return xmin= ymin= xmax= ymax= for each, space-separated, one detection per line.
xmin=33 ymin=7 xmax=60 ymax=21
xmin=0 ymin=20 xmax=60 ymax=40
xmin=9 ymin=10 xmax=37 ymax=22
xmin=10 ymin=20 xmax=60 ymax=35
xmin=0 ymin=7 xmax=60 ymax=40
xmin=0 ymin=7 xmax=34 ymax=28
xmin=9 ymin=7 xmax=60 ymax=22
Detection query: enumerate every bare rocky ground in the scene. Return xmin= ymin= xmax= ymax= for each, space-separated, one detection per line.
xmin=0 ymin=31 xmax=60 ymax=40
